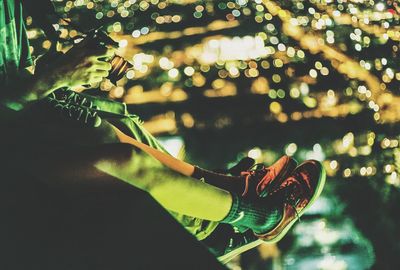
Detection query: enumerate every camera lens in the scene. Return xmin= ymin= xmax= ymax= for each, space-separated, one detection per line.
xmin=108 ymin=55 xmax=133 ymax=84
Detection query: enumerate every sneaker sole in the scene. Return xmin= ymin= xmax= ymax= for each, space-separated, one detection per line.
xmin=258 ymin=161 xmax=326 ymax=243
xmin=218 ymin=158 xmax=298 ymax=263
xmin=218 ymin=239 xmax=263 ymax=264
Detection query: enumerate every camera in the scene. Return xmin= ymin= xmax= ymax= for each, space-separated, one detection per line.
xmin=83 ymin=28 xmax=133 ymax=84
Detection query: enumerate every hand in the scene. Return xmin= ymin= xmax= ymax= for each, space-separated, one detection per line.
xmin=50 ymin=41 xmax=115 ymax=89
xmin=3 ymin=42 xmax=115 ymax=107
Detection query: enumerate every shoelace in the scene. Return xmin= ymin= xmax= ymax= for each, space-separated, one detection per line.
xmin=227 ymin=231 xmax=254 ymax=252
xmin=240 ymin=163 xmax=276 ymax=197
xmin=269 ymin=175 xmax=308 ymax=221
xmin=55 ymin=89 xmax=95 ymax=109
xmin=241 ymin=163 xmax=308 ymax=221
xmin=63 ymin=104 xmax=97 ymax=124
xmin=45 ymin=96 xmax=101 ymax=127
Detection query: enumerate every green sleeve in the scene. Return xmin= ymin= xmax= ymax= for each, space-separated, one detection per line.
xmin=17 ymin=1 xmax=33 ymax=69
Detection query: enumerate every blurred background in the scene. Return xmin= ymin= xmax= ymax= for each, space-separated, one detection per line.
xmin=26 ymin=0 xmax=399 ymax=269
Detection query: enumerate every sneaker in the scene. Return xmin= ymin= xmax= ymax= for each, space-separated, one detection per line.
xmin=203 ymin=156 xmax=297 ymax=263
xmin=52 ymin=88 xmax=96 ymax=109
xmin=44 ymin=96 xmax=102 ymax=127
xmin=255 ymin=160 xmax=326 ymax=243
xmin=203 ymin=224 xmax=262 ymax=264
xmin=240 ymin=155 xmax=298 ymax=198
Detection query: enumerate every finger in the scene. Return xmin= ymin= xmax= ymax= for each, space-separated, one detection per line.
xmin=91 ymin=60 xmax=112 ymax=71
xmin=87 ymin=46 xmax=116 ymax=60
xmin=92 ymin=70 xmax=109 ymax=78
xmin=100 ymin=47 xmax=116 ymax=60
xmin=89 ymin=76 xmax=105 ymax=84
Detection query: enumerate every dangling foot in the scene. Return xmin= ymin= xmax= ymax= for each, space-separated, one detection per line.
xmin=202 ymin=156 xmax=297 ymax=263
xmin=240 ymin=155 xmax=298 ymax=198
xmin=254 ymin=160 xmax=326 ymax=243
xmin=203 ymin=156 xmax=297 ymax=263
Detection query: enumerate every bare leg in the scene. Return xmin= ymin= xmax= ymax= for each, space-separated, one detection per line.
xmin=94 ymin=126 xmax=284 ymax=234
xmin=94 ymin=147 xmax=233 ymax=221
xmin=112 ymin=124 xmax=249 ymax=194
xmin=110 ymin=125 xmax=195 ymax=176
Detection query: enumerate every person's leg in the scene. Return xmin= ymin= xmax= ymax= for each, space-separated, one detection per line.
xmin=25 ymin=93 xmax=319 ymax=261
xmin=111 ymin=124 xmax=299 ymax=198
xmin=94 ymin=124 xmax=327 ymax=263
xmin=56 ymin=90 xmax=264 ymax=193
xmin=94 ymin=125 xmax=285 ymax=233
xmin=32 ymin=93 xmax=232 ymax=221
xmin=50 ymin=90 xmax=295 ymax=200
xmin=104 ymin=115 xmax=252 ymax=193
xmin=41 ymin=91 xmax=222 ymax=239
xmin=94 ymin=143 xmax=233 ymax=221
xmin=89 ymin=100 xmax=283 ymax=260
xmin=91 ymin=110 xmax=297 ymax=262
xmin=49 ymin=93 xmax=299 ymax=253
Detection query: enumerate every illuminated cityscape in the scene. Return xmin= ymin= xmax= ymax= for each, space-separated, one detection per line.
xmin=26 ymin=0 xmax=400 ymax=269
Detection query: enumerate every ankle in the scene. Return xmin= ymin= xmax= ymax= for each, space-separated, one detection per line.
xmin=221 ymin=193 xmax=283 ymax=234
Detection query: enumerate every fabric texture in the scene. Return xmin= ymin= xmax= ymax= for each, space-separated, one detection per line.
xmin=0 ymin=0 xmax=32 ymax=88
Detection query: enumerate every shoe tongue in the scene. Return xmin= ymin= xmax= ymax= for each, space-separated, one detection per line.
xmin=255 ymin=169 xmax=273 ymax=194
xmin=228 ymin=157 xmax=255 ymax=176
